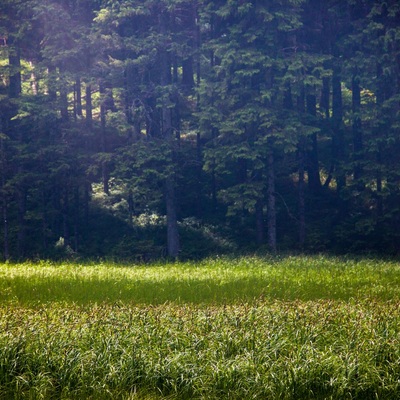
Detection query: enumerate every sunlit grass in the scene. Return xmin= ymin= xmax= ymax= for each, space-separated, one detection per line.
xmin=0 ymin=255 xmax=399 ymax=399
xmin=0 ymin=255 xmax=399 ymax=305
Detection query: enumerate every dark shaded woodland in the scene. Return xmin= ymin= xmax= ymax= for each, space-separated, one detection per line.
xmin=0 ymin=0 xmax=399 ymax=260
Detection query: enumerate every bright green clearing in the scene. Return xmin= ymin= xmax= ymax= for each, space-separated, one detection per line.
xmin=1 ymin=255 xmax=399 ymax=305
xmin=0 ymin=256 xmax=400 ymax=399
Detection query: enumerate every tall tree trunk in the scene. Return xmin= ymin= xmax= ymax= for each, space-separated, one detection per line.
xmin=41 ymin=187 xmax=48 ymax=252
xmin=321 ymin=77 xmax=334 ymax=188
xmin=62 ymin=188 xmax=70 ymax=246
xmin=332 ymin=65 xmax=345 ymax=193
xmin=376 ymin=147 xmax=383 ymax=217
xmin=375 ymin=64 xmax=385 ymax=218
xmin=255 ymin=198 xmax=264 ymax=245
xmin=59 ymin=66 xmax=69 ymax=122
xmin=306 ymin=94 xmax=321 ymax=193
xmin=296 ymin=86 xmax=306 ymax=247
xmin=75 ymin=77 xmax=83 ymax=117
xmin=298 ymin=137 xmax=306 ymax=249
xmin=195 ymin=30 xmax=202 ymax=218
xmin=267 ymin=148 xmax=277 ymax=252
xmin=352 ymin=74 xmax=363 ymax=184
xmin=29 ymin=61 xmax=38 ymax=95
xmin=182 ymin=56 xmax=195 ymax=91
xmin=84 ymin=181 xmax=90 ymax=227
xmin=172 ymin=58 xmax=181 ymax=142
xmin=320 ymin=77 xmax=330 ymax=120
xmin=16 ymin=187 xmax=26 ymax=259
xmin=99 ymin=81 xmax=109 ymax=195
xmin=160 ymin=10 xmax=180 ymax=258
xmin=73 ymin=187 xmax=79 ymax=253
xmin=210 ymin=127 xmax=218 ymax=214
xmin=2 ymin=195 xmax=8 ymax=261
xmin=195 ymin=131 xmax=203 ymax=218
xmin=0 ymin=133 xmax=9 ymax=260
xmin=15 ymin=112 xmax=26 ymax=259
xmin=85 ymin=83 xmax=93 ymax=128
xmin=165 ymin=174 xmax=180 ymax=258
xmin=51 ymin=183 xmax=62 ymax=241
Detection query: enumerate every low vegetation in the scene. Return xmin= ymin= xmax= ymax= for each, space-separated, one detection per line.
xmin=0 ymin=255 xmax=399 ymax=399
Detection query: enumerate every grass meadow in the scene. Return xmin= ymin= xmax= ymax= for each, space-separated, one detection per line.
xmin=0 ymin=255 xmax=399 ymax=399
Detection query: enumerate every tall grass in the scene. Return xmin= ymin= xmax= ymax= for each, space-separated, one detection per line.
xmin=1 ymin=300 xmax=399 ymax=399
xmin=0 ymin=255 xmax=399 ymax=399
xmin=0 ymin=255 xmax=399 ymax=305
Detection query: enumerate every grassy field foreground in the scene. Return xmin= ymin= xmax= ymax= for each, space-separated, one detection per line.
xmin=0 ymin=256 xmax=399 ymax=399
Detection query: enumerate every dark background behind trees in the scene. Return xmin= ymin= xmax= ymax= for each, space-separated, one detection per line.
xmin=0 ymin=0 xmax=399 ymax=260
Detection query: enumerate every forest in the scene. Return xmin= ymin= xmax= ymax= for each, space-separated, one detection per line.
xmin=0 ymin=0 xmax=399 ymax=260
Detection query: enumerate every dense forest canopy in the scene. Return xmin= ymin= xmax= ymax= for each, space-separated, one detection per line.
xmin=0 ymin=0 xmax=399 ymax=260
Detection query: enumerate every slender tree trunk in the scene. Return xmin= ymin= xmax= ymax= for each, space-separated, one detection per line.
xmin=16 ymin=187 xmax=26 ymax=259
xmin=352 ymin=74 xmax=363 ymax=184
xmin=8 ymin=35 xmax=26 ymax=258
xmin=85 ymin=83 xmax=93 ymax=128
xmin=75 ymin=77 xmax=83 ymax=117
xmin=321 ymin=77 xmax=334 ymax=188
xmin=211 ymin=128 xmax=218 ymax=214
xmin=195 ymin=131 xmax=203 ymax=218
xmin=376 ymin=147 xmax=383 ymax=217
xmin=51 ymin=183 xmax=62 ymax=241
xmin=195 ymin=7 xmax=201 ymax=89
xmin=29 ymin=61 xmax=38 ymax=95
xmin=73 ymin=85 xmax=77 ymax=121
xmin=14 ymin=111 xmax=26 ymax=259
xmin=296 ymin=86 xmax=306 ymax=247
xmin=298 ymin=137 xmax=306 ymax=249
xmin=194 ymin=4 xmax=201 ymax=164
xmin=99 ymin=81 xmax=109 ymax=195
xmin=320 ymin=77 xmax=330 ymax=120
xmin=376 ymin=64 xmax=385 ymax=218
xmin=2 ymin=196 xmax=8 ymax=261
xmin=182 ymin=56 xmax=195 ymax=91
xmin=84 ymin=181 xmax=90 ymax=226
xmin=332 ymin=66 xmax=345 ymax=193
xmin=0 ymin=135 xmax=9 ymax=261
xmin=41 ymin=188 xmax=48 ymax=252
xmin=306 ymin=94 xmax=321 ymax=193
xmin=195 ymin=31 xmax=202 ymax=218
xmin=255 ymin=198 xmax=264 ymax=245
xmin=267 ymin=148 xmax=277 ymax=252
xmin=73 ymin=187 xmax=79 ymax=253
xmin=59 ymin=66 xmax=69 ymax=122
xmin=62 ymin=188 xmax=70 ymax=246
xmin=172 ymin=61 xmax=181 ymax=143
xmin=164 ymin=143 xmax=180 ymax=258
xmin=165 ymin=175 xmax=180 ymax=258
xmin=160 ymin=10 xmax=179 ymax=258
